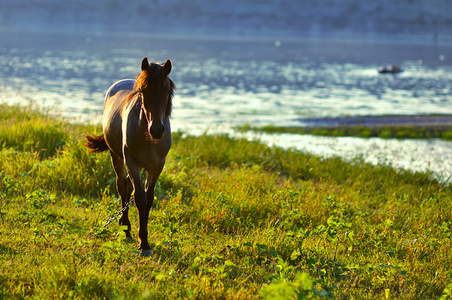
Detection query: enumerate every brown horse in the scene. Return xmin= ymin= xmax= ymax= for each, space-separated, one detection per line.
xmin=85 ymin=57 xmax=175 ymax=256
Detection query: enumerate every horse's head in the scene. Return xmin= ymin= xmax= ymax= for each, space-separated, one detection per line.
xmin=135 ymin=57 xmax=175 ymax=141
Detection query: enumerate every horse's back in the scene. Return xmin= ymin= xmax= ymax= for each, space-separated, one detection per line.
xmin=106 ymin=79 xmax=135 ymax=99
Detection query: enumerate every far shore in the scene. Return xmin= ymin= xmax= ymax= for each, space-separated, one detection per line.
xmin=1 ymin=26 xmax=452 ymax=47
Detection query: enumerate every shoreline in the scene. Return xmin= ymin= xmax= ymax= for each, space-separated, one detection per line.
xmin=298 ymin=114 xmax=452 ymax=128
xmin=242 ymin=114 xmax=452 ymax=141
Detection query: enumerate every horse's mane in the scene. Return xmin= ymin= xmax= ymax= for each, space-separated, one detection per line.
xmin=126 ymin=62 xmax=175 ymax=117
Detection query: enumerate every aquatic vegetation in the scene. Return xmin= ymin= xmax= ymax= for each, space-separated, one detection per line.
xmin=1 ymin=104 xmax=451 ymax=299
xmin=241 ymin=123 xmax=452 ymax=141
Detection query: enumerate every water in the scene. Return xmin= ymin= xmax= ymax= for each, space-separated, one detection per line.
xmin=1 ymin=30 xmax=451 ymax=182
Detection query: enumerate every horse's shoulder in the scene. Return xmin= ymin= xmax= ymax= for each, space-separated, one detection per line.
xmin=106 ymin=79 xmax=135 ymax=98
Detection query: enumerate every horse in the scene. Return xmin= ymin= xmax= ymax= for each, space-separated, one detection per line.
xmin=85 ymin=57 xmax=175 ymax=256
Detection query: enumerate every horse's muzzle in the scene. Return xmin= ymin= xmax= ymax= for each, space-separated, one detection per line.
xmin=148 ymin=122 xmax=165 ymax=140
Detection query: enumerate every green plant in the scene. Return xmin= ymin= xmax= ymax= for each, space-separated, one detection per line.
xmin=1 ymin=104 xmax=451 ymax=299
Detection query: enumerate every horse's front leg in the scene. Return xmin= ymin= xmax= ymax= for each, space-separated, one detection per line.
xmin=111 ymin=153 xmax=133 ymax=240
xmin=145 ymin=161 xmax=165 ymax=215
xmin=124 ymin=149 xmax=151 ymax=255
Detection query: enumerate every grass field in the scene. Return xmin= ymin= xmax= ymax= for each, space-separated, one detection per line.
xmin=1 ymin=104 xmax=452 ymax=299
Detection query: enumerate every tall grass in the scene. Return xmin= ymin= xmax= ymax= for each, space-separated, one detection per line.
xmin=1 ymin=104 xmax=451 ymax=299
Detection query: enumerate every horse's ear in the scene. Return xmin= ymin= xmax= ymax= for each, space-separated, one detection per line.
xmin=163 ymin=59 xmax=172 ymax=75
xmin=141 ymin=57 xmax=149 ymax=71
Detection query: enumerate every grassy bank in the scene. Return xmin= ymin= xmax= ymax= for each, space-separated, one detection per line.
xmin=241 ymin=124 xmax=452 ymax=140
xmin=1 ymin=104 xmax=452 ymax=299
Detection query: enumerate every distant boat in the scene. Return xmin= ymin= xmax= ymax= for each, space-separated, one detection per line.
xmin=378 ymin=64 xmax=403 ymax=74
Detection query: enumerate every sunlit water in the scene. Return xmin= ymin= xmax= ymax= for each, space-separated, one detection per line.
xmin=1 ymin=30 xmax=451 ymax=183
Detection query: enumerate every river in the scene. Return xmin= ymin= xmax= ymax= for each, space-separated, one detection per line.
xmin=1 ymin=30 xmax=451 ymax=183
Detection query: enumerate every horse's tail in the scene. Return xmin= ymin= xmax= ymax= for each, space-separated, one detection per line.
xmin=84 ymin=134 xmax=109 ymax=153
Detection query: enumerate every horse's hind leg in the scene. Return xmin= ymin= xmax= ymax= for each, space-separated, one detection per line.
xmin=111 ymin=153 xmax=133 ymax=240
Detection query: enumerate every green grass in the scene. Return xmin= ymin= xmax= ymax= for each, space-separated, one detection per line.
xmin=240 ymin=124 xmax=452 ymax=141
xmin=1 ymin=104 xmax=452 ymax=299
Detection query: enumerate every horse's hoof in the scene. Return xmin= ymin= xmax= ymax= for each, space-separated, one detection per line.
xmin=140 ymin=249 xmax=152 ymax=257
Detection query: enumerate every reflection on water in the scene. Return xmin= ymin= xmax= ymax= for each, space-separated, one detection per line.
xmin=0 ymin=30 xmax=451 ymax=182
